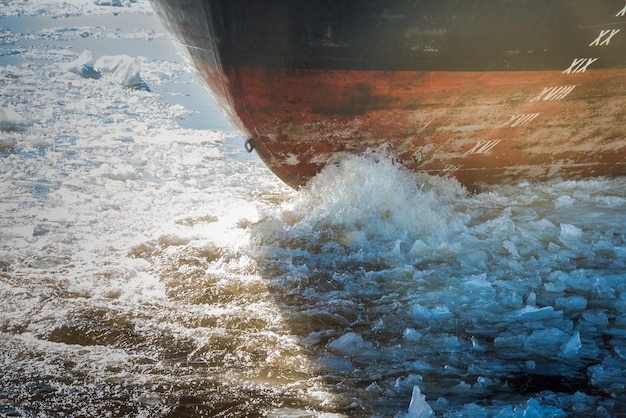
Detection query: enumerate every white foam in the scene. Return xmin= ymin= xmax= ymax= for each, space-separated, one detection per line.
xmin=290 ymin=150 xmax=464 ymax=239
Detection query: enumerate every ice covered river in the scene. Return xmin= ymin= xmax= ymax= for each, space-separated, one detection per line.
xmin=1 ymin=1 xmax=625 ymax=417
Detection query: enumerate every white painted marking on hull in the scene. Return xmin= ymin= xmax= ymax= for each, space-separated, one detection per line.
xmin=467 ymin=139 xmax=502 ymax=155
xmin=531 ymin=86 xmax=576 ymax=102
xmin=589 ymin=29 xmax=620 ymax=47
xmin=563 ymin=58 xmax=598 ymax=74
xmin=501 ymin=113 xmax=540 ymax=128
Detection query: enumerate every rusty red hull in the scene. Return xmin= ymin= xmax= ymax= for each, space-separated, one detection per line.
xmin=203 ymin=66 xmax=626 ymax=188
xmin=150 ymin=0 xmax=626 ymax=188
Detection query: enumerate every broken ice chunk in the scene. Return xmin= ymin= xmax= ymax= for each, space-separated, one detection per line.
xmin=524 ymin=328 xmax=570 ymax=356
xmin=512 ymin=306 xmax=563 ymax=321
xmin=555 ymin=295 xmax=588 ymax=311
xmin=559 ymin=223 xmax=583 ymax=250
xmin=62 ymin=50 xmax=101 ymax=78
xmin=94 ymin=54 xmax=143 ymax=87
xmin=327 ymin=332 xmax=375 ymax=357
xmin=581 ymin=310 xmax=609 ymax=327
xmin=395 ymin=385 xmax=434 ymax=418
xmin=560 ymin=331 xmax=582 ymax=359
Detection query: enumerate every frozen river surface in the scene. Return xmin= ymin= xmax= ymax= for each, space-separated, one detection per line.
xmin=1 ymin=1 xmax=626 ymax=417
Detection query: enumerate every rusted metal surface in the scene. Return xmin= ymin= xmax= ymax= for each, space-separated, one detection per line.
xmin=150 ymin=0 xmax=626 ymax=188
xmin=199 ymin=66 xmax=626 ymax=188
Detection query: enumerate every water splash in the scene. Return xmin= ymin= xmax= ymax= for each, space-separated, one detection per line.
xmin=250 ymin=152 xmax=626 ymax=416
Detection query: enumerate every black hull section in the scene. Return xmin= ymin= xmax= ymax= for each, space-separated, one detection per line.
xmin=153 ymin=0 xmax=626 ymax=72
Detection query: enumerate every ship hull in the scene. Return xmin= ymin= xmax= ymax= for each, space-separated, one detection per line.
xmin=150 ymin=0 xmax=626 ymax=188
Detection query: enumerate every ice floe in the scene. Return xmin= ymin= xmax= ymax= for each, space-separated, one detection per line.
xmin=63 ymin=49 xmax=143 ymax=87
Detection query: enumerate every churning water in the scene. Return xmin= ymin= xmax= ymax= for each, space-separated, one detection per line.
xmin=1 ymin=2 xmax=626 ymax=417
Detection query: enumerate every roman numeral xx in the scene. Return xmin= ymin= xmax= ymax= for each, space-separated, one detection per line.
xmin=589 ymin=29 xmax=620 ymax=46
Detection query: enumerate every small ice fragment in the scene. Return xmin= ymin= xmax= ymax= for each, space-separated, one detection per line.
xmin=615 ymin=344 xmax=626 ymax=360
xmin=396 ymin=385 xmax=433 ymax=418
xmin=96 ymin=163 xmax=138 ymax=181
xmin=617 ymin=294 xmax=626 ymax=314
xmin=394 ymin=374 xmax=423 ymax=392
xmin=403 ymin=328 xmax=421 ymax=342
xmin=443 ymin=336 xmax=461 ymax=351
xmin=94 ymin=0 xmax=123 ymax=6
xmin=494 ymin=405 xmax=515 ymax=418
xmin=514 ymin=306 xmax=562 ymax=321
xmin=327 ymin=332 xmax=373 ymax=356
xmin=582 ymin=310 xmax=609 ymax=327
xmin=547 ymin=242 xmax=561 ymax=252
xmin=317 ymin=353 xmax=354 ymax=372
xmin=524 ymin=328 xmax=569 ymax=356
xmin=168 ymin=104 xmax=188 ymax=120
xmin=555 ymin=295 xmax=588 ymax=311
xmin=559 ymin=223 xmax=583 ymax=249
xmin=561 ymin=331 xmax=582 ymax=359
xmin=63 ymin=50 xmax=101 ymax=78
xmin=544 ymin=281 xmax=567 ymax=292
xmin=494 ymin=333 xmax=527 ymax=349
xmin=95 ymin=54 xmax=142 ymax=87
xmin=462 ymin=274 xmax=496 ymax=299
xmin=0 ymin=107 xmax=28 ymax=131
xmin=471 ymin=336 xmax=487 ymax=352
xmin=411 ymin=304 xmax=453 ymax=321
xmin=459 ymin=403 xmax=487 ymax=416
xmin=451 ymin=381 xmax=471 ymax=392
xmin=555 ymin=195 xmax=575 ymax=209
xmin=521 ymin=398 xmax=566 ymax=418
xmin=503 ymin=240 xmax=519 ymax=257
